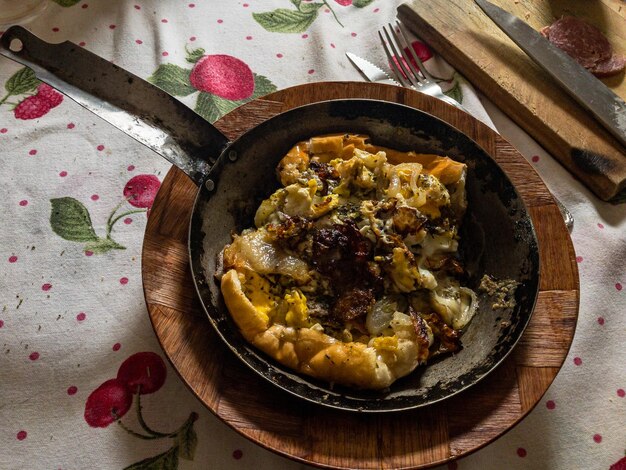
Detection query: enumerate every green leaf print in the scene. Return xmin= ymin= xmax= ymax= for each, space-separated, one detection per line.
xmin=299 ymin=2 xmax=324 ymax=13
xmin=84 ymin=237 xmax=125 ymax=254
xmin=123 ymin=446 xmax=179 ymax=470
xmin=51 ymin=0 xmax=81 ymax=5
xmin=175 ymin=420 xmax=198 ymax=461
xmin=194 ymin=92 xmax=239 ymax=123
xmin=444 ymin=81 xmax=463 ymax=104
xmin=185 ymin=47 xmax=206 ymax=64
xmin=147 ymin=64 xmax=195 ymax=97
xmin=5 ymin=67 xmax=40 ymax=96
xmin=251 ymin=74 xmax=278 ymax=99
xmin=50 ymin=197 xmax=99 ymax=242
xmin=194 ymin=74 xmax=277 ymax=122
xmin=253 ymin=6 xmax=322 ymax=33
xmin=353 ymin=0 xmax=375 ymax=7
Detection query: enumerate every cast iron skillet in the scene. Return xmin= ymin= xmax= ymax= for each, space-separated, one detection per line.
xmin=1 ymin=27 xmax=540 ymax=412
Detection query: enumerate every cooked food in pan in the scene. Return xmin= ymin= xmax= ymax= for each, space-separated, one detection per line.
xmin=219 ymin=133 xmax=480 ymax=390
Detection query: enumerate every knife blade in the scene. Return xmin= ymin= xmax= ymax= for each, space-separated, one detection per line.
xmin=474 ymin=0 xmax=626 ymax=149
xmin=345 ymin=52 xmax=399 ymax=86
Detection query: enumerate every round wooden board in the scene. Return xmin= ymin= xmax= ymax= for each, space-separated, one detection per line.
xmin=142 ymin=82 xmax=579 ymax=469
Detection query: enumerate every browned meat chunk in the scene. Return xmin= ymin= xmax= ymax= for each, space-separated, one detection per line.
xmin=331 ymin=288 xmax=375 ymax=322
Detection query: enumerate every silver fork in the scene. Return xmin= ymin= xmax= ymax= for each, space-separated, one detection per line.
xmin=378 ymin=21 xmax=574 ymax=231
xmin=379 ymin=22 xmax=466 ymax=112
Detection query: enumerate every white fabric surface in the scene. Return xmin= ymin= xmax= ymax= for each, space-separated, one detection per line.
xmin=1 ymin=1 xmax=624 ymax=469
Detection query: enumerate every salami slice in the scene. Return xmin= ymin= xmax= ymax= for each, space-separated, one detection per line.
xmin=591 ymin=54 xmax=626 ymax=77
xmin=543 ymin=16 xmax=611 ymax=69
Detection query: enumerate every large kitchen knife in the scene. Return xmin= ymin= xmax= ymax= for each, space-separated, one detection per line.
xmin=474 ymin=0 xmax=626 ymax=149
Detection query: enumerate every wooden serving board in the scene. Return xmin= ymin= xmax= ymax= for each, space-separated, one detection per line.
xmin=142 ymin=82 xmax=579 ymax=469
xmin=398 ymin=0 xmax=626 ymax=201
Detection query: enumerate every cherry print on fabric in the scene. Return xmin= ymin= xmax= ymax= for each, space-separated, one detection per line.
xmin=148 ymin=44 xmax=277 ymax=123
xmin=117 ymin=352 xmax=166 ymax=395
xmin=1 ymin=69 xmax=64 ymax=120
xmin=50 ymin=174 xmax=161 ymax=254
xmin=16 ymin=431 xmax=27 ymax=441
xmin=84 ymin=352 xmax=198 ymax=467
xmin=253 ymin=0 xmax=375 ymax=32
xmin=84 ymin=378 xmax=132 ymax=427
xmin=593 ymin=434 xmax=602 ymax=443
xmin=124 ymin=174 xmax=160 ymax=208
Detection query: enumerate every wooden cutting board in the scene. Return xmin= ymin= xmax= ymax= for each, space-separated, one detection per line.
xmin=142 ymin=82 xmax=579 ymax=469
xmin=398 ymin=0 xmax=626 ymax=201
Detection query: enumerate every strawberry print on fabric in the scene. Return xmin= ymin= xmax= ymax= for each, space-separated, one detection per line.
xmin=0 ymin=68 xmax=64 ymax=120
xmin=84 ymin=352 xmax=198 ymax=469
xmin=253 ymin=0 xmax=376 ymax=32
xmin=148 ymin=46 xmax=277 ymax=123
xmin=50 ymin=174 xmax=161 ymax=254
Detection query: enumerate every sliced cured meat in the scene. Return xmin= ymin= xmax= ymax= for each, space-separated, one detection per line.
xmin=542 ymin=16 xmax=625 ymax=77
xmin=543 ymin=16 xmax=611 ymax=69
xmin=591 ymin=54 xmax=626 ymax=78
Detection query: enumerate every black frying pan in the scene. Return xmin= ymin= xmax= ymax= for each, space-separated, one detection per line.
xmin=0 ymin=27 xmax=539 ymax=412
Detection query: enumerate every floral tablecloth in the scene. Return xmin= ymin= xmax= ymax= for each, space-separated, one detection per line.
xmin=1 ymin=1 xmax=625 ymax=469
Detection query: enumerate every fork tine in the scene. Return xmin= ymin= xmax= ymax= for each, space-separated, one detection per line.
xmin=378 ymin=30 xmax=411 ymax=88
xmin=387 ymin=23 xmax=425 ymax=87
xmin=381 ymin=24 xmax=419 ymax=88
xmin=394 ymin=21 xmax=433 ymax=82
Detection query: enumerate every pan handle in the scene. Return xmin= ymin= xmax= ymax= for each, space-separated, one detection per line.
xmin=0 ymin=26 xmax=230 ymax=186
